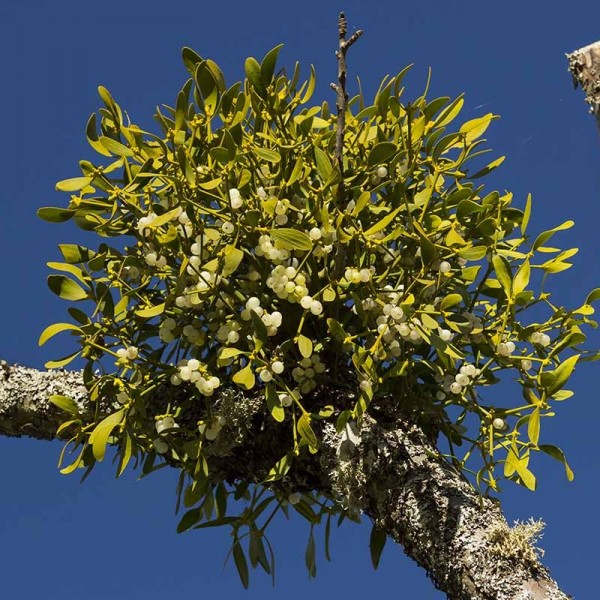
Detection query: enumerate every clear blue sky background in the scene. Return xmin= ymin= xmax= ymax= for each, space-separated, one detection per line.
xmin=1 ymin=1 xmax=599 ymax=598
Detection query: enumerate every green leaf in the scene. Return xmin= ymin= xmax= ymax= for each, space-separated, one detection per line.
xmin=135 ymin=303 xmax=166 ymax=318
xmin=269 ymin=228 xmax=312 ymax=251
xmin=440 ymin=293 xmax=463 ymax=312
xmin=314 ymin=147 xmax=332 ymax=182
xmin=245 ymin=56 xmax=263 ymax=92
xmin=434 ymin=96 xmax=464 ymax=128
xmin=249 ymin=311 xmax=267 ymax=351
xmin=327 ymin=318 xmax=347 ymax=342
xmin=265 ymin=384 xmax=285 ymax=422
xmin=539 ymin=445 xmax=574 ymax=481
xmin=514 ymin=461 xmax=537 ymax=491
xmin=39 ymin=322 xmax=82 ymax=346
xmin=459 ymin=113 xmax=496 ymax=143
xmin=521 ymin=193 xmax=532 ymax=235
xmin=232 ymin=539 xmax=250 ymax=589
xmin=48 ymin=275 xmax=88 ymax=301
xmin=528 ymin=408 xmax=540 ymax=445
xmin=89 ymin=409 xmax=125 ymax=461
xmin=232 ymin=363 xmax=255 ymax=390
xmin=367 ymin=142 xmax=397 ymax=167
xmin=218 ymin=347 xmax=246 ymax=362
xmin=532 ymin=220 xmax=574 ymax=251
xmin=363 ymin=207 xmax=401 ymax=236
xmin=55 ymin=177 xmax=93 ymax=192
xmin=255 ymin=147 xmax=281 ymax=163
xmin=99 ymin=136 xmax=133 ymax=157
xmin=513 ymin=260 xmax=530 ymax=295
xmin=297 ymin=413 xmax=318 ymax=449
xmin=182 ymin=47 xmax=203 ymax=75
xmin=547 ymin=355 xmax=579 ymax=396
xmin=147 ymin=206 xmax=181 ymax=228
xmin=117 ymin=430 xmax=133 ymax=478
xmin=177 ymin=507 xmax=202 ymax=533
xmin=223 ymin=245 xmax=244 ymax=276
xmin=49 ymin=394 xmax=80 ymax=415
xmin=210 ymin=146 xmax=230 ymax=164
xmin=264 ymin=452 xmax=293 ymax=482
xmin=458 ymin=246 xmax=487 ymax=260
xmin=260 ymin=44 xmax=283 ymax=88
xmin=492 ymin=255 xmax=512 ymax=298
xmin=86 ymin=113 xmax=111 ymax=156
xmin=58 ymin=244 xmax=96 ymax=264
xmin=287 ymin=157 xmax=304 ymax=186
xmin=37 ymin=207 xmax=75 ymax=223
xmin=45 ymin=351 xmax=80 ymax=369
xmin=297 ymin=334 xmax=313 ymax=358
xmin=585 ymin=288 xmax=600 ymax=305
xmin=301 ymin=64 xmax=317 ymax=104
xmin=369 ymin=525 xmax=387 ymax=569
xmin=470 ymin=156 xmax=505 ymax=179
xmin=305 ymin=530 xmax=316 ymax=578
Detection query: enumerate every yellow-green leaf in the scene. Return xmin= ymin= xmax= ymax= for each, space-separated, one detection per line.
xmin=314 ymin=147 xmax=332 ymax=182
xmin=459 ymin=113 xmax=496 ymax=143
xmin=435 ymin=96 xmax=464 ymax=128
xmin=514 ymin=461 xmax=537 ymax=491
xmin=547 ymin=354 xmax=579 ymax=396
xmin=47 ymin=275 xmax=88 ymax=301
xmin=528 ymin=408 xmax=540 ymax=445
xmin=99 ymin=136 xmax=134 ymax=157
xmin=363 ymin=207 xmax=401 ymax=236
xmin=264 ymin=452 xmax=293 ymax=482
xmin=135 ymin=303 xmax=166 ymax=318
xmin=45 ymin=351 xmax=81 ymax=369
xmin=297 ymin=413 xmax=318 ymax=449
xmin=89 ymin=408 xmax=125 ymax=461
xmin=255 ymin=147 xmax=281 ymax=163
xmin=55 ymin=177 xmax=93 ymax=192
xmin=223 ymin=245 xmax=244 ymax=276
xmin=49 ymin=394 xmax=80 ymax=415
xmin=513 ymin=260 xmax=530 ymax=295
xmin=269 ymin=228 xmax=312 ymax=251
xmin=539 ymin=445 xmax=574 ymax=481
xmin=147 ymin=207 xmax=181 ymax=228
xmin=233 ymin=363 xmax=255 ymax=390
xmin=367 ymin=142 xmax=397 ymax=167
xmin=297 ymin=334 xmax=313 ymax=358
xmin=39 ymin=322 xmax=82 ymax=346
xmin=492 ymin=255 xmax=512 ymax=298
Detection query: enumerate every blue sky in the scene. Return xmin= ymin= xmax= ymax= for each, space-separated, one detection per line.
xmin=1 ymin=1 xmax=599 ymax=597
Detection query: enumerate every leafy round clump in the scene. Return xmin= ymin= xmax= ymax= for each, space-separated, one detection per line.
xmin=40 ymin=45 xmax=598 ymax=580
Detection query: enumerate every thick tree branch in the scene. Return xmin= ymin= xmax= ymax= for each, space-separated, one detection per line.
xmin=567 ymin=40 xmax=600 ymax=133
xmin=0 ymin=360 xmax=571 ymax=599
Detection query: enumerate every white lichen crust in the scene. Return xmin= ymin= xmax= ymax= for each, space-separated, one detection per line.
xmin=567 ymin=40 xmax=600 ymax=118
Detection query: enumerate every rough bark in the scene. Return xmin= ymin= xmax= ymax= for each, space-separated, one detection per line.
xmin=567 ymin=40 xmax=600 ymax=132
xmin=0 ymin=360 xmax=571 ymax=599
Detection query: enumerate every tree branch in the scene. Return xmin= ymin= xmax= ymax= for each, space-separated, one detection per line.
xmin=567 ymin=40 xmax=600 ymax=134
xmin=332 ymin=11 xmax=363 ymax=204
xmin=0 ymin=360 xmax=571 ymax=599
xmin=332 ymin=12 xmax=363 ymax=283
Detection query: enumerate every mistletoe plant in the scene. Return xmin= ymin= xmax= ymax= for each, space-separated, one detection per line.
xmin=38 ymin=15 xmax=598 ymax=584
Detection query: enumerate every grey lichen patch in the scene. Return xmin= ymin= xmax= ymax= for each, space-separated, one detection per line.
xmin=567 ymin=40 xmax=600 ymax=114
xmin=203 ymin=388 xmax=263 ymax=457
xmin=0 ymin=362 xmax=89 ymax=439
xmin=488 ymin=518 xmax=546 ymax=565
xmin=320 ymin=416 xmax=386 ymax=519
